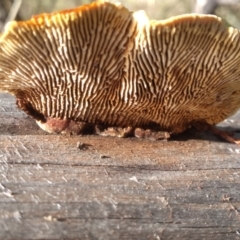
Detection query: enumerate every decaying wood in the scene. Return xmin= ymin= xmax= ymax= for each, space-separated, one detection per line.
xmin=1 ymin=92 xmax=240 ymax=240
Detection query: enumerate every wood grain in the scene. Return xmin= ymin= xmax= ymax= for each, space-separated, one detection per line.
xmin=0 ymin=93 xmax=240 ymax=240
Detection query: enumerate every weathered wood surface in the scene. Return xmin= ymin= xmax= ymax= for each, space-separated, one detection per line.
xmin=1 ymin=92 xmax=240 ymax=240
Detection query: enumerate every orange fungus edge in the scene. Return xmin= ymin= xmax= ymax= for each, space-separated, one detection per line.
xmin=16 ymin=1 xmax=109 ymax=27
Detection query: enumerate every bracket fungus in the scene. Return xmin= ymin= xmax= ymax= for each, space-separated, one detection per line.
xmin=1 ymin=1 xmax=240 ymax=143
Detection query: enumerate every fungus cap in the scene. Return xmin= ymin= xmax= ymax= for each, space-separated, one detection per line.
xmin=1 ymin=1 xmax=240 ymax=137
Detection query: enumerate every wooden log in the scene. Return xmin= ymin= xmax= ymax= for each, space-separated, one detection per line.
xmin=1 ymin=92 xmax=240 ymax=239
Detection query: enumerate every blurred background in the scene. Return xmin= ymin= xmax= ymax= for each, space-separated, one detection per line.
xmin=1 ymin=0 xmax=240 ymax=32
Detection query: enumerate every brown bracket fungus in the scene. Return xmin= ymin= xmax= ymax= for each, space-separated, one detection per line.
xmin=1 ymin=1 xmax=240 ymax=143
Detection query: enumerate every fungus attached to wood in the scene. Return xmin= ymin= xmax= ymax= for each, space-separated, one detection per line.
xmin=1 ymin=1 xmax=240 ymax=143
